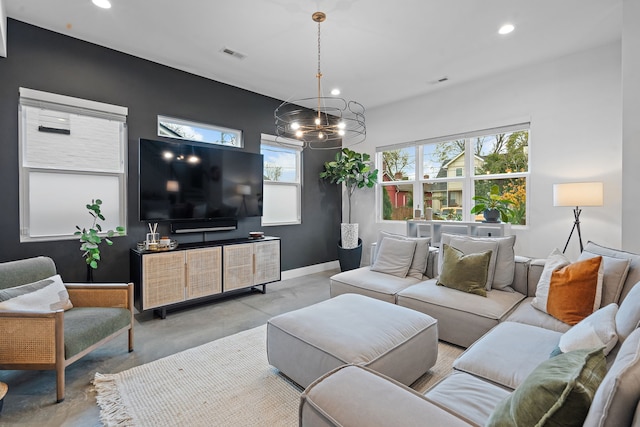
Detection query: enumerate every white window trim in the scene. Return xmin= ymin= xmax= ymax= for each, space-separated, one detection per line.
xmin=377 ymin=123 xmax=530 ymax=225
xmin=18 ymin=88 xmax=128 ymax=242
xmin=260 ymin=134 xmax=302 ymax=226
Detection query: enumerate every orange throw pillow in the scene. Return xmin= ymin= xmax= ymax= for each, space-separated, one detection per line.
xmin=547 ymin=256 xmax=603 ymax=325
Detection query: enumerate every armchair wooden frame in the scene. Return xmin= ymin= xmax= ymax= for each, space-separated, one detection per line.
xmin=0 ymin=282 xmax=134 ymax=403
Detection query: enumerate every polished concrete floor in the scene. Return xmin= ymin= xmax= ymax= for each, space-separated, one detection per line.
xmin=0 ymin=269 xmax=335 ymax=427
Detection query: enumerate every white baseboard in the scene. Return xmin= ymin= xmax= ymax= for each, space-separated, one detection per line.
xmin=281 ymin=261 xmax=340 ymax=280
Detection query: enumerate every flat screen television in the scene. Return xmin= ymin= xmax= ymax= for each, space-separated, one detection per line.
xmin=139 ymin=138 xmax=263 ymax=222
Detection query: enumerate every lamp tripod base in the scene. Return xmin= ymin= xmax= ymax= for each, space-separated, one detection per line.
xmin=562 ymin=207 xmax=583 ymax=254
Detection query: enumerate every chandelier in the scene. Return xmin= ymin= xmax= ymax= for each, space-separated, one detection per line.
xmin=274 ymin=12 xmax=366 ymax=149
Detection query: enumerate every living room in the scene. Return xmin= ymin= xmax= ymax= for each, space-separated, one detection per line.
xmin=1 ymin=0 xmax=639 ymax=425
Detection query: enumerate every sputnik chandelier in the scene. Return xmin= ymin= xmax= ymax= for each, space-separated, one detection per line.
xmin=274 ymin=11 xmax=366 ymax=149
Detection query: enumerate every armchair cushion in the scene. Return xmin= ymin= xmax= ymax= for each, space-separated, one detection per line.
xmin=0 ymin=274 xmax=73 ymax=312
xmin=64 ymin=307 xmax=131 ymax=358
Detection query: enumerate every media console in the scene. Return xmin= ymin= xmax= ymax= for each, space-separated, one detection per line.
xmin=130 ymin=236 xmax=280 ymax=318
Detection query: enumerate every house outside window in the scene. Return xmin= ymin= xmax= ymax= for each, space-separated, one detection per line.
xmin=260 ymin=134 xmax=302 ymax=226
xmin=377 ymin=123 xmax=529 ymax=225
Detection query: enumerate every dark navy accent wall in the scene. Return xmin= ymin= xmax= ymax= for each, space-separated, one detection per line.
xmin=0 ymin=19 xmax=341 ymax=282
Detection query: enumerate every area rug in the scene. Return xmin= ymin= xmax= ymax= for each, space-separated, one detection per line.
xmin=94 ymin=324 xmax=462 ymax=427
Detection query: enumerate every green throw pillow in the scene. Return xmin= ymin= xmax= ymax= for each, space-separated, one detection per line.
xmin=436 ymin=244 xmax=491 ymax=297
xmin=486 ymin=347 xmax=606 ymax=427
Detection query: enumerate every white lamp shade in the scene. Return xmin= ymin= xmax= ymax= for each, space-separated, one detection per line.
xmin=553 ymin=182 xmax=604 ymax=207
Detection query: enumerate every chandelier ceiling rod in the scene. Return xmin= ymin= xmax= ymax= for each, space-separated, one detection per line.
xmin=273 ymin=11 xmax=366 ymax=149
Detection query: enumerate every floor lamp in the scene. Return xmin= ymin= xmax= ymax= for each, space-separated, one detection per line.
xmin=553 ymin=182 xmax=604 ymax=253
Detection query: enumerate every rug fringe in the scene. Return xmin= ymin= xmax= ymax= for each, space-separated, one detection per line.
xmin=93 ymin=372 xmax=135 ymax=426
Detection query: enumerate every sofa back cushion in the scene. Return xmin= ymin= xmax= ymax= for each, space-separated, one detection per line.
xmin=370 ymin=237 xmax=416 ymax=278
xmin=583 ymin=328 xmax=640 ymax=427
xmin=0 ymin=256 xmax=57 ymax=290
xmin=375 ymin=231 xmax=431 ymax=279
xmin=583 ymin=241 xmax=640 ymax=304
xmin=578 ymin=248 xmax=631 ymax=307
xmin=439 ymin=234 xmax=516 ymax=291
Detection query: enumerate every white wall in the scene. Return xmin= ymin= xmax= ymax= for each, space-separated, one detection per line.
xmin=622 ymin=0 xmax=640 ymax=252
xmin=350 ymin=42 xmax=622 ymax=263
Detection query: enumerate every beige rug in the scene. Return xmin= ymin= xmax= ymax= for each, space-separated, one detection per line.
xmin=94 ymin=324 xmax=462 ymax=427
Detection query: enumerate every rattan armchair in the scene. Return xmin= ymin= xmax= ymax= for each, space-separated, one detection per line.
xmin=0 ymin=257 xmax=134 ymax=403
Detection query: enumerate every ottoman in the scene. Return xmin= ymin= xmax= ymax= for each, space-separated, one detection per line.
xmin=267 ymin=293 xmax=438 ymax=388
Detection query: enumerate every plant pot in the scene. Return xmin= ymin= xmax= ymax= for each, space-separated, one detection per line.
xmin=340 ymin=223 xmax=359 ymax=249
xmin=338 ymin=238 xmax=363 ymax=272
xmin=483 ymin=209 xmax=501 ymax=223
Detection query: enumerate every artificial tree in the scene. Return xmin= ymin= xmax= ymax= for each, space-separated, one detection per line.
xmin=320 ymin=148 xmax=378 ymax=270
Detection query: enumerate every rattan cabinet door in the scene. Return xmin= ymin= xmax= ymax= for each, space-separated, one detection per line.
xmin=223 ymin=243 xmax=254 ymax=291
xmin=186 ymin=247 xmax=222 ymax=300
xmin=254 ymin=240 xmax=280 ymax=285
xmin=142 ymin=251 xmax=185 ymax=309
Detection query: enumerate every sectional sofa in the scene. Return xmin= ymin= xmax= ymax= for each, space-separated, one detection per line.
xmin=300 ymin=234 xmax=640 ymax=426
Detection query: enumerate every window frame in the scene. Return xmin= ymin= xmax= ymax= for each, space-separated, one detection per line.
xmin=377 ymin=123 xmax=530 ymax=226
xmin=260 ymin=134 xmax=303 ymax=226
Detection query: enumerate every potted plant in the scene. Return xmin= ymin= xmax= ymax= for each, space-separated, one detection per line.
xmin=320 ymin=148 xmax=378 ymax=271
xmin=74 ymin=199 xmax=125 ymax=281
xmin=470 ymin=185 xmax=513 ymax=223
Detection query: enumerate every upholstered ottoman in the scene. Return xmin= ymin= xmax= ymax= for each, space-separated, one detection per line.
xmin=266 ymin=293 xmax=438 ymax=388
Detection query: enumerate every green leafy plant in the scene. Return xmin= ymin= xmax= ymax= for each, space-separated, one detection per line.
xmin=74 ymin=199 xmax=125 ymax=270
xmin=320 ymin=148 xmax=379 ymax=223
xmin=470 ymin=185 xmax=513 ymax=223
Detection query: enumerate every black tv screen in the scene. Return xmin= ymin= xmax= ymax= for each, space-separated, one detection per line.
xmin=139 ymin=138 xmax=263 ymax=221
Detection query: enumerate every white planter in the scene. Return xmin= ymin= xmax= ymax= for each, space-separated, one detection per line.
xmin=340 ymin=223 xmax=359 ymax=249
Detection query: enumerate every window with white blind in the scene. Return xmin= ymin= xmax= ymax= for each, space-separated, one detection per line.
xmin=18 ymin=88 xmax=128 ymax=241
xmin=260 ymin=134 xmax=302 ymax=226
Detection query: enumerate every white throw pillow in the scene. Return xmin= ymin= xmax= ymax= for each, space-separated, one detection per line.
xmin=558 ymin=303 xmax=619 ymax=356
xmin=531 ymin=248 xmax=571 ymax=313
xmin=0 ymin=274 xmax=73 ymax=312
xmin=370 ymin=237 xmax=417 ymax=278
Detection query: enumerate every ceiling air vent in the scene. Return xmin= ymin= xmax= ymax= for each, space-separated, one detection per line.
xmin=220 ymin=47 xmax=246 ymax=60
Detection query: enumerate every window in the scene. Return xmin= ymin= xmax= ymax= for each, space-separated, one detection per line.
xmin=260 ymin=134 xmax=302 ymax=226
xmin=377 ymin=123 xmax=529 ymax=225
xmin=158 ymin=115 xmax=243 ymax=148
xmin=19 ymin=88 xmax=128 ymax=242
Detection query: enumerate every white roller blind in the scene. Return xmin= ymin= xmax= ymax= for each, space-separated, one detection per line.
xmin=19 ymin=88 xmax=128 ymax=242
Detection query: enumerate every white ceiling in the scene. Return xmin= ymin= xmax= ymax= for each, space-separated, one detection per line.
xmin=4 ymin=0 xmax=623 ymax=109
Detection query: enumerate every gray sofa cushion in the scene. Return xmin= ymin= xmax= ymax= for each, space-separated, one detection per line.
xmin=376 ymin=231 xmax=431 ymax=279
xmin=0 ymin=256 xmax=57 ymax=290
xmin=64 ymin=307 xmax=132 ymax=358
xmin=300 ymin=365 xmax=472 ymax=427
xmin=578 ymin=250 xmax=631 ymax=306
xmin=397 ymin=279 xmax=524 ymax=347
xmin=330 ymin=267 xmax=421 ymax=303
xmin=454 ymin=321 xmax=562 ymax=390
xmin=425 ymin=371 xmax=510 ymax=426
xmin=583 ymin=328 xmax=640 ymax=427
xmin=504 ymin=296 xmax=572 ymax=333
xmin=440 ymin=234 xmax=516 ymax=290
xmin=370 ymin=237 xmax=416 ymax=278
xmin=267 ymin=294 xmax=438 ymax=388
xmin=583 ymin=241 xmax=640 ymax=303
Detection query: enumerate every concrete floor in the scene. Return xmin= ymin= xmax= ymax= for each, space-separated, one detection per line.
xmin=0 ymin=269 xmax=334 ymax=427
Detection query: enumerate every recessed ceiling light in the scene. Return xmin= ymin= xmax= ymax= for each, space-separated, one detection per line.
xmin=92 ymin=0 xmax=112 ymax=9
xmin=498 ymin=24 xmax=515 ymax=35
xmin=331 ymin=88 xmax=341 ymax=96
